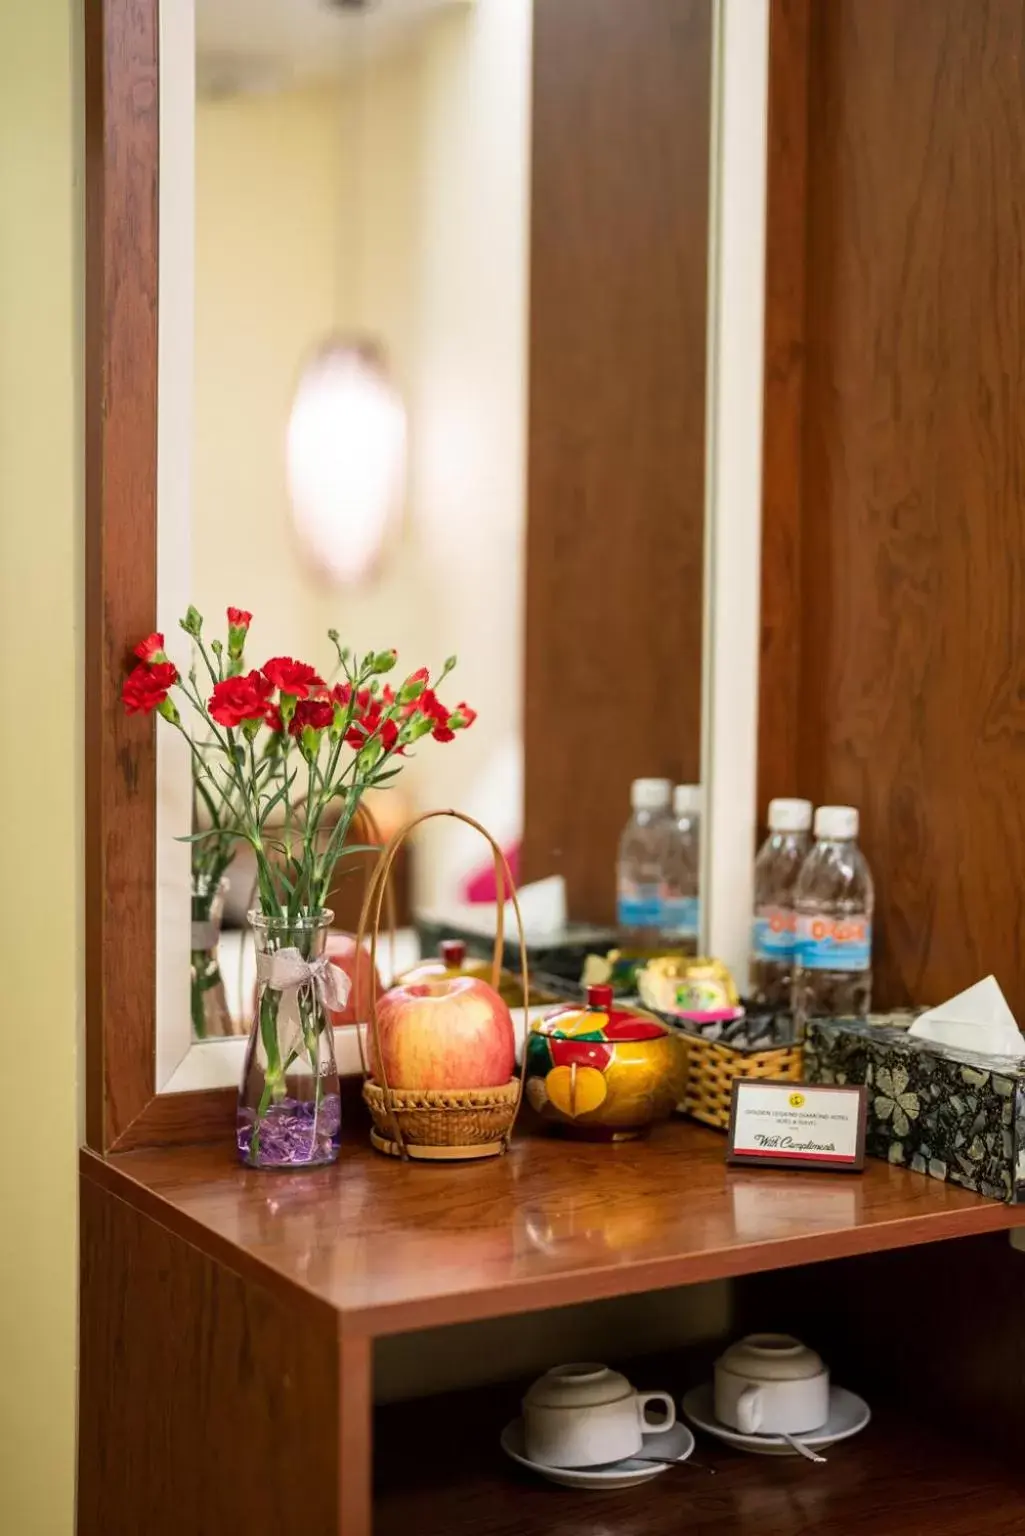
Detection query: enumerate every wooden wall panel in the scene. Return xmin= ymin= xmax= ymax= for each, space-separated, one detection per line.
xmin=522 ymin=0 xmax=712 ymax=921
xmin=85 ymin=0 xmax=160 ymax=1150
xmin=758 ymin=0 xmax=811 ymax=816
xmin=77 ymin=1175 xmax=368 ymax=1535
xmin=761 ymin=0 xmax=1025 ymax=1014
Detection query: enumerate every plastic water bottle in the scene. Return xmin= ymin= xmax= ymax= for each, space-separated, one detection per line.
xmin=661 ymin=784 xmax=702 ymax=954
xmin=749 ymin=797 xmax=813 ymax=1009
xmin=792 ymin=805 xmax=874 ymax=1035
xmin=616 ymin=779 xmax=672 ymax=946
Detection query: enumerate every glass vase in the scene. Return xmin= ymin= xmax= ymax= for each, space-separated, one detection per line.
xmin=190 ymin=873 xmax=234 ymax=1040
xmin=237 ymin=909 xmax=342 ymax=1170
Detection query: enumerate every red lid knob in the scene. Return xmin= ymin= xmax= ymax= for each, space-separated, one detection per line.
xmin=586 ymin=983 xmax=614 ymax=1011
xmin=439 ymin=939 xmax=466 ymax=967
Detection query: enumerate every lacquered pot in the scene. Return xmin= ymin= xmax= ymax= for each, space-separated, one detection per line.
xmin=525 ymin=985 xmax=685 ymax=1140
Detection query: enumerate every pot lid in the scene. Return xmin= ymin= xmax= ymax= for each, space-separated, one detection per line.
xmin=533 ymin=984 xmax=671 ymax=1043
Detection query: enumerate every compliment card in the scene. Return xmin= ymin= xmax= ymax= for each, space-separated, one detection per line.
xmin=726 ymin=1081 xmax=867 ymax=1173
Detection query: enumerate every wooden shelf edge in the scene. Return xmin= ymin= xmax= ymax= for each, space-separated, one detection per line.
xmin=81 ymin=1138 xmax=1025 ymax=1339
xmin=79 ymin=1147 xmax=341 ymax=1329
xmin=349 ymin=1204 xmax=1025 ymax=1338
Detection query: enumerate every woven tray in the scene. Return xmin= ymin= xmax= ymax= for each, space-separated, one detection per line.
xmin=678 ymin=1031 xmax=803 ymax=1131
xmin=362 ymin=1079 xmax=522 ymax=1161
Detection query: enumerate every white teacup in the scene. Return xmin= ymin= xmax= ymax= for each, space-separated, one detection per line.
xmin=714 ymin=1334 xmax=829 ymax=1436
xmin=522 ymin=1363 xmax=676 ymax=1468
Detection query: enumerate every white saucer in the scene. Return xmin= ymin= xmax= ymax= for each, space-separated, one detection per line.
xmin=682 ymin=1383 xmax=870 ymax=1456
xmin=500 ymin=1418 xmax=695 ymax=1489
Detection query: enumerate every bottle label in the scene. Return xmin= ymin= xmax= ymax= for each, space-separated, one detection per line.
xmin=617 ymin=886 xmax=662 ymax=929
xmin=752 ymin=905 xmax=797 ymax=959
xmin=661 ymin=896 xmax=700 ymax=939
xmin=796 ymin=914 xmax=872 ymax=972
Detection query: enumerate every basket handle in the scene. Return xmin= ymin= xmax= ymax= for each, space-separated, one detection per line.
xmin=354 ymin=808 xmax=530 ymax=1158
xmin=348 ymin=800 xmax=396 ymax=994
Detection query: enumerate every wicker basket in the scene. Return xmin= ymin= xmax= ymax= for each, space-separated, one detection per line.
xmin=678 ymin=1032 xmax=803 ymax=1131
xmin=355 ymin=809 xmax=529 ymax=1161
xmin=362 ymin=1079 xmax=522 ymax=1160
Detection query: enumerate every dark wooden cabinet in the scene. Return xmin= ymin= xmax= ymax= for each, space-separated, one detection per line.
xmin=78 ymin=1117 xmax=1025 ymax=1535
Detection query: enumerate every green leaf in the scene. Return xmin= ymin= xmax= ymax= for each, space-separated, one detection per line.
xmin=176 ymin=828 xmax=246 ymax=845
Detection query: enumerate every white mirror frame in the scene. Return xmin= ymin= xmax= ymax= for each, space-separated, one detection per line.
xmin=155 ymin=0 xmax=770 ymax=1094
xmin=700 ymin=0 xmax=770 ymax=980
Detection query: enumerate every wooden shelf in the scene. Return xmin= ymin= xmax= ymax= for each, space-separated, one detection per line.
xmin=82 ymin=1114 xmax=1025 ymax=1337
xmin=374 ymin=1383 xmax=1025 ymax=1535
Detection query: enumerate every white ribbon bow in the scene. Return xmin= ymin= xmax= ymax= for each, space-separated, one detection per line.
xmin=255 ymin=947 xmax=351 ymax=1014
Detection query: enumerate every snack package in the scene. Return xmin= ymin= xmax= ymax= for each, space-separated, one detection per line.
xmin=636 ymin=956 xmax=745 ymax=1033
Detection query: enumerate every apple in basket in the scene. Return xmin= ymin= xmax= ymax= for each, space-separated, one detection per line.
xmin=369 ymin=975 xmax=516 ymax=1091
xmin=325 ymin=933 xmax=381 ymax=1026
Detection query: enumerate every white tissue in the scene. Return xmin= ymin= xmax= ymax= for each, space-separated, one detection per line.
xmin=908 ymin=976 xmax=1025 ymax=1059
xmin=427 ymin=876 xmax=568 ymax=944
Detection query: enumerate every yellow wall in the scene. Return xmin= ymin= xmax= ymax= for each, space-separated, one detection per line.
xmin=0 ymin=2 xmax=81 ymax=1534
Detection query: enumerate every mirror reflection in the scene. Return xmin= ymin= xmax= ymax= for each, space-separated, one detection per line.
xmin=190 ymin=0 xmax=532 ymax=1042
xmin=165 ymin=0 xmax=713 ymax=1072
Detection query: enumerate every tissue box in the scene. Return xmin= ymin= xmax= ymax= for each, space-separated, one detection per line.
xmin=804 ymin=1017 xmax=1025 ymax=1202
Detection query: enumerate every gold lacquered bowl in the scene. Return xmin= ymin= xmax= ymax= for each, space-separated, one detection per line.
xmin=525 ymin=987 xmax=685 ymax=1141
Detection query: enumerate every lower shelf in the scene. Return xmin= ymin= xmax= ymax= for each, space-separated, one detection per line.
xmin=374 ymin=1381 xmax=1025 ymax=1534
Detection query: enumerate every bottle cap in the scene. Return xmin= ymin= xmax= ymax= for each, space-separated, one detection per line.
xmin=631 ymin=778 xmax=672 ymax=811
xmin=768 ymin=797 xmax=813 ymax=832
xmin=439 ymin=939 xmax=467 ymax=967
xmin=814 ymin=805 xmax=859 ymax=840
xmin=673 ymin=784 xmax=702 ymax=816
xmin=586 ymin=983 xmax=615 ymax=1012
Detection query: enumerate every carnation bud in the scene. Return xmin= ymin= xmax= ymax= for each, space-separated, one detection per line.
xmin=404 ymin=713 xmax=435 ymax=743
xmin=398 ymin=676 xmax=426 ymax=705
xmin=357 ymin=738 xmax=383 ymax=773
xmin=300 ymin=725 xmax=322 ymax=760
xmin=371 ymin=648 xmax=397 ymax=675
xmin=180 ymin=605 xmax=203 ymax=638
xmin=157 ymin=696 xmax=181 ymax=726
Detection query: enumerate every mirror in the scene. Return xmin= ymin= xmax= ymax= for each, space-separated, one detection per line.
xmin=154 ymin=0 xmax=735 ymax=1093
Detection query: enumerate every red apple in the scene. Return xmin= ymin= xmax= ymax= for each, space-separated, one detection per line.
xmin=325 ymin=933 xmax=381 ymax=1026
xmin=369 ymin=975 xmax=515 ymax=1091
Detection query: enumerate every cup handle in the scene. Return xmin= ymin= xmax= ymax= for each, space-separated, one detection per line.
xmin=637 ymin=1391 xmax=676 ymax=1434
xmin=736 ymin=1385 xmax=763 ymax=1435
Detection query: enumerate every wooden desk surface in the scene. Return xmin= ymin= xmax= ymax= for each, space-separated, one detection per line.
xmin=81 ymin=1116 xmax=1025 ymax=1337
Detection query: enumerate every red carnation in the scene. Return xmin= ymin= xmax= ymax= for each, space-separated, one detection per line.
xmin=290 ymin=698 xmax=335 ymax=737
xmin=344 ymin=689 xmax=381 ymax=747
xmin=208 ymin=670 xmax=273 ymax=727
xmin=123 ymin=661 xmax=178 ymax=715
xmin=451 ymin=702 xmax=477 ymax=729
xmin=418 ymin=689 xmax=450 ymax=724
xmin=133 ymin=632 xmax=166 ymax=664
xmin=262 ymin=656 xmax=323 ymax=698
xmin=226 ymin=607 xmax=252 ymax=630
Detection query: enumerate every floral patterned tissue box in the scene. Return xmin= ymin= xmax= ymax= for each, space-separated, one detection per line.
xmin=804 ymin=1017 xmax=1025 ymax=1202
